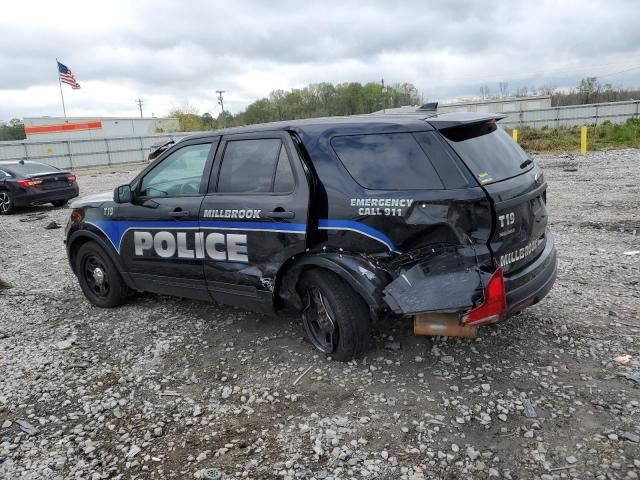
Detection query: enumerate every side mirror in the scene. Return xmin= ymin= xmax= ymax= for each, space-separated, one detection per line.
xmin=114 ymin=184 xmax=132 ymax=204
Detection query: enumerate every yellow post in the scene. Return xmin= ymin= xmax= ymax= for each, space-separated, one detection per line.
xmin=580 ymin=126 xmax=587 ymax=155
xmin=512 ymin=128 xmax=518 ymax=143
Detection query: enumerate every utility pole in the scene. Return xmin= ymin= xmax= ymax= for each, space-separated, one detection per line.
xmin=136 ymin=99 xmax=144 ymax=118
xmin=216 ymin=90 xmax=226 ymax=128
xmin=381 ymin=78 xmax=385 ymax=114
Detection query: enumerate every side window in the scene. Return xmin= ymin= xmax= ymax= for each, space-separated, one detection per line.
xmin=140 ymin=143 xmax=211 ymax=197
xmin=273 ymin=145 xmax=295 ymax=193
xmin=217 ymin=139 xmax=295 ymax=194
xmin=331 ymin=133 xmax=444 ymax=190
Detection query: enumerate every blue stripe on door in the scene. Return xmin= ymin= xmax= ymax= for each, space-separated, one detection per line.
xmin=319 ymin=219 xmax=398 ymax=252
xmin=88 ymin=219 xmax=397 ymax=253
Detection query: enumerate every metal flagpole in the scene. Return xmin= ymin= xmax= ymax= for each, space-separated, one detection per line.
xmin=56 ymin=58 xmax=67 ymax=117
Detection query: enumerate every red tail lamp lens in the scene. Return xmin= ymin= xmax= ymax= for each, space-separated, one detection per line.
xmin=67 ymin=174 xmax=77 ymax=183
xmin=462 ymin=267 xmax=507 ymax=326
xmin=16 ymin=178 xmax=43 ymax=188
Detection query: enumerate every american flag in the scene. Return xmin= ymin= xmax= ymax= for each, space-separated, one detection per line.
xmin=57 ymin=61 xmax=81 ymax=89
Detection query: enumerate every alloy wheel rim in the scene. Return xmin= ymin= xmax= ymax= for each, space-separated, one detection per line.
xmin=302 ymin=288 xmax=338 ymax=353
xmin=83 ymin=255 xmax=110 ymax=298
xmin=0 ymin=192 xmax=9 ymax=213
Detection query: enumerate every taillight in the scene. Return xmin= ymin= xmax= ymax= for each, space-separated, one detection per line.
xmin=461 ymin=267 xmax=507 ymax=326
xmin=67 ymin=174 xmax=76 ymax=184
xmin=16 ymin=178 xmax=43 ymax=188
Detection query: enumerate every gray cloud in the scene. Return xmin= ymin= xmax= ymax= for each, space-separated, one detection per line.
xmin=1 ymin=0 xmax=639 ymax=120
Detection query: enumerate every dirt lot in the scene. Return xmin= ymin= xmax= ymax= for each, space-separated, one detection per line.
xmin=1 ymin=151 xmax=639 ymax=480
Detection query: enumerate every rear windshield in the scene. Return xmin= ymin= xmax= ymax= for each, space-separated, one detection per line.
xmin=331 ymin=133 xmax=444 ymax=190
xmin=441 ymin=121 xmax=530 ymax=185
xmin=3 ymin=162 xmax=59 ymax=176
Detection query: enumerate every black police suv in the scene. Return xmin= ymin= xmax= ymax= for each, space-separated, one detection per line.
xmin=65 ymin=112 xmax=557 ymax=360
xmin=0 ymin=160 xmax=79 ymax=214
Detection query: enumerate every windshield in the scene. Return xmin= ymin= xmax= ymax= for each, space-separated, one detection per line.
xmin=441 ymin=121 xmax=530 ymax=185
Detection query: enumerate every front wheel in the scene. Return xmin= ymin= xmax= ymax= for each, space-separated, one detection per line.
xmin=75 ymin=242 xmax=129 ymax=308
xmin=0 ymin=190 xmax=15 ymax=215
xmin=298 ymin=269 xmax=371 ymax=361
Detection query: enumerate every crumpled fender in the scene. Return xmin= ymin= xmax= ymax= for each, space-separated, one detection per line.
xmin=278 ymin=253 xmax=392 ymax=314
xmin=383 ymin=245 xmax=489 ymax=316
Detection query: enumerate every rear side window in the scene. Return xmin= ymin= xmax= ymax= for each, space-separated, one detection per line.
xmin=217 ymin=139 xmax=295 ymax=194
xmin=441 ymin=121 xmax=530 ymax=185
xmin=331 ymin=133 xmax=444 ymax=190
xmin=7 ymin=162 xmax=59 ymax=176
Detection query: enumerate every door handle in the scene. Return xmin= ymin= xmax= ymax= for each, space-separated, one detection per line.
xmin=168 ymin=210 xmax=190 ymax=218
xmin=265 ymin=210 xmax=295 ymax=219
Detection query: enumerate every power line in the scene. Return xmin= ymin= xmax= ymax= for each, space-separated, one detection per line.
xmin=135 ymin=98 xmax=144 ymax=118
xmin=598 ymin=64 xmax=640 ymax=79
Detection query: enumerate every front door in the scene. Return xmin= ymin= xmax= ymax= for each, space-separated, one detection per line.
xmin=199 ymin=132 xmax=310 ymax=312
xmin=117 ymin=139 xmax=218 ymax=300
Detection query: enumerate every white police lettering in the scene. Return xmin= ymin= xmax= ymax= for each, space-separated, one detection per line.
xmin=133 ymin=231 xmax=249 ymax=262
xmin=202 ymin=209 xmax=261 ymax=219
xmin=499 ymin=238 xmax=543 ymax=266
xmin=350 ymin=198 xmax=413 ymax=216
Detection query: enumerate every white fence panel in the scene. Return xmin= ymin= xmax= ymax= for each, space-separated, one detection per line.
xmin=0 ymin=105 xmax=638 ymax=168
xmin=70 ymin=139 xmax=107 ymax=155
xmin=0 ymin=143 xmax=27 ymax=160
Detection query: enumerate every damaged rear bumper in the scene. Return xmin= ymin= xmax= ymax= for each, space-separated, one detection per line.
xmin=382 ymin=230 xmax=557 ymax=320
xmin=382 ymin=245 xmax=486 ymax=316
xmin=504 ymin=230 xmax=557 ymax=316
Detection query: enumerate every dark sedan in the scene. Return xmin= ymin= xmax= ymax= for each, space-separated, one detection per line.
xmin=0 ymin=160 xmax=79 ymax=214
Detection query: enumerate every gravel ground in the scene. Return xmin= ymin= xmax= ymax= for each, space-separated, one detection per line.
xmin=0 ymin=151 xmax=639 ymax=480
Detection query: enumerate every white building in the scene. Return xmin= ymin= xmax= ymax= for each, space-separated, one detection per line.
xmin=23 ymin=116 xmax=179 ymax=141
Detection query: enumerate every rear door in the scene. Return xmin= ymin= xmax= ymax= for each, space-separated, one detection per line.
xmin=200 ymin=132 xmax=309 ymax=312
xmin=440 ymin=120 xmax=548 ymax=273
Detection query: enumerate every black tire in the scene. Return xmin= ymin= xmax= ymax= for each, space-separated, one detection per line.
xmin=0 ymin=190 xmax=15 ymax=215
xmin=298 ymin=269 xmax=371 ymax=361
xmin=75 ymin=242 xmax=128 ymax=308
xmin=52 ymin=199 xmax=68 ymax=207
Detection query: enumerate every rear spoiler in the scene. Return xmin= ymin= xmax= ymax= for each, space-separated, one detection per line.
xmin=427 ymin=113 xmax=507 ymax=130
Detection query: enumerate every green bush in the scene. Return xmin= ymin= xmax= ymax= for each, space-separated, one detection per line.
xmin=514 ymin=117 xmax=640 ymax=152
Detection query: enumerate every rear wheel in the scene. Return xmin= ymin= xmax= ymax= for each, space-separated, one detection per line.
xmin=52 ymin=199 xmax=68 ymax=207
xmin=0 ymin=190 xmax=14 ymax=215
xmin=75 ymin=242 xmax=128 ymax=308
xmin=298 ymin=269 xmax=371 ymax=361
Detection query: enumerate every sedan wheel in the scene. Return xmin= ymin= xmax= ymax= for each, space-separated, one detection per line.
xmin=0 ymin=191 xmax=14 ymax=215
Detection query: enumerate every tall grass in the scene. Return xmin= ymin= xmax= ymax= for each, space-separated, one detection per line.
xmin=511 ymin=117 xmax=640 ymax=152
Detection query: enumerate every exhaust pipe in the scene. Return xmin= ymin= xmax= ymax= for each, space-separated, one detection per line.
xmin=414 ymin=313 xmax=477 ymax=337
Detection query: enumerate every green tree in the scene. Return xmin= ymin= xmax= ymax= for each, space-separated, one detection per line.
xmin=170 ymin=105 xmax=204 ymax=132
xmin=169 ymin=80 xmax=424 ymax=130
xmin=0 ymin=118 xmax=26 ymax=141
xmin=578 ymin=77 xmax=601 ymax=104
xmin=201 ymin=112 xmax=215 ymax=130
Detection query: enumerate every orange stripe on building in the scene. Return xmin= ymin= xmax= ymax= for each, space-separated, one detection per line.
xmin=25 ymin=120 xmax=103 ymax=135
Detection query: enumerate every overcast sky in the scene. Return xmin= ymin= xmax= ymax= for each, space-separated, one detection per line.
xmin=1 ymin=0 xmax=639 ymax=121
